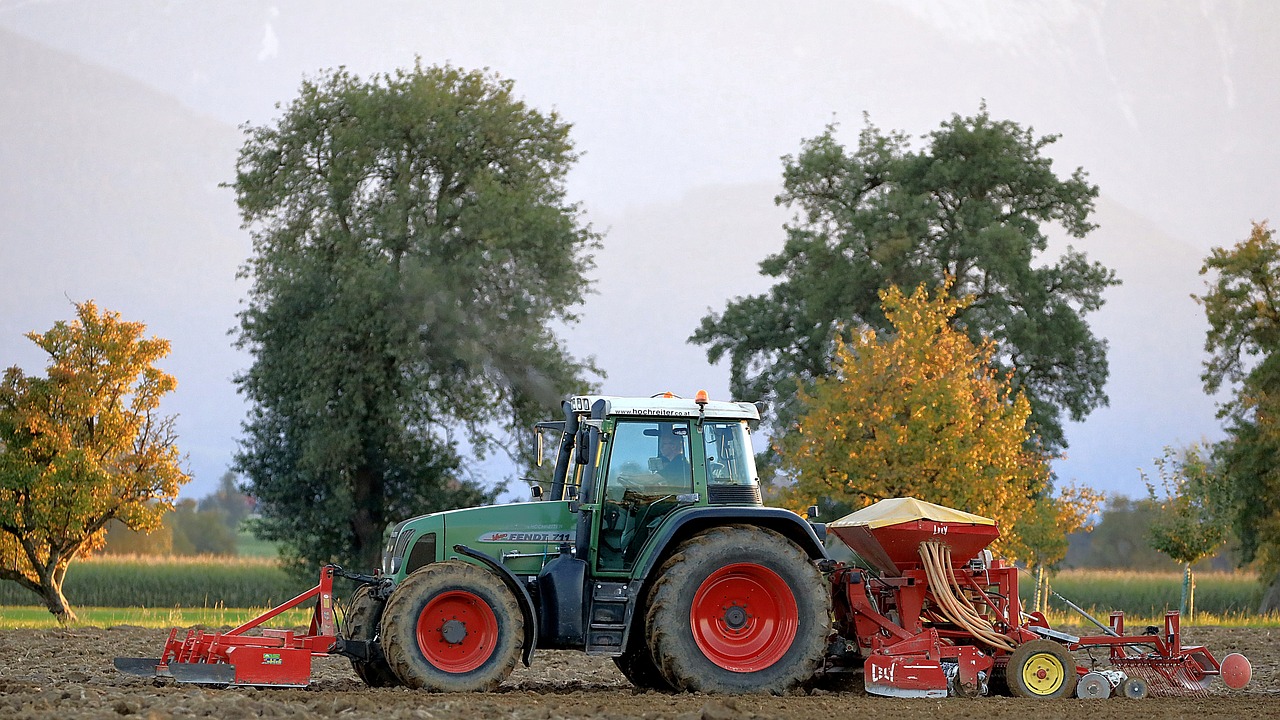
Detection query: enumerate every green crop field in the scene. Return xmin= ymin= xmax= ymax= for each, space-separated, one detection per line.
xmin=0 ymin=555 xmax=313 ymax=609
xmin=0 ymin=605 xmax=318 ymax=630
xmin=1021 ymin=569 xmax=1266 ymax=619
xmin=1 ymin=559 xmax=1275 ymax=630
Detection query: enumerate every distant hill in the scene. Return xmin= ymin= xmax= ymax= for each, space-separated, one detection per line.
xmin=575 ymin=185 xmax=1227 ymax=498
xmin=0 ymin=23 xmax=1236 ymax=502
xmin=1050 ymin=197 xmax=1225 ymax=491
xmin=0 ymin=28 xmax=249 ymax=497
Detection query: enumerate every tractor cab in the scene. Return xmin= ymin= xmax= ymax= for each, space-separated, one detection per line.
xmin=534 ymin=393 xmax=766 ymax=575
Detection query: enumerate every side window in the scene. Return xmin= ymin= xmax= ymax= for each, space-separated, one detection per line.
xmin=703 ymin=421 xmax=758 ymax=485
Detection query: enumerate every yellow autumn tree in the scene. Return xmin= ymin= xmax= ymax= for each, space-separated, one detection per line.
xmin=778 ymin=281 xmax=1052 ymax=557
xmin=1018 ymin=483 xmax=1103 ymax=611
xmin=0 ymin=302 xmax=188 ymax=624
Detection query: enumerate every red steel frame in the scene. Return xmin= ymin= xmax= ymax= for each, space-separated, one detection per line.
xmin=832 ymin=553 xmax=1232 ymax=697
xmin=156 ymin=565 xmax=339 ymax=687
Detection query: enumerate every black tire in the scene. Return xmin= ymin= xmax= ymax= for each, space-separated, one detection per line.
xmin=380 ymin=560 xmax=524 ymax=691
xmin=645 ymin=525 xmax=830 ymax=694
xmin=1005 ymin=639 xmax=1078 ymax=699
xmin=613 ymin=634 xmax=674 ymax=691
xmin=987 ymin=666 xmax=1009 ymax=696
xmin=344 ymin=584 xmax=401 ymax=687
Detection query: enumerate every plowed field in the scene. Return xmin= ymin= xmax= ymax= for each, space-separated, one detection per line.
xmin=0 ymin=625 xmax=1275 ymax=719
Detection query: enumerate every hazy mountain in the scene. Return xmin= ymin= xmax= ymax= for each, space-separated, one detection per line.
xmin=0 ymin=28 xmax=248 ymax=496
xmin=2 ymin=3 xmax=1275 ymax=502
xmin=1050 ymin=198 xmax=1223 ymax=488
xmin=581 ymin=185 xmax=1225 ymax=493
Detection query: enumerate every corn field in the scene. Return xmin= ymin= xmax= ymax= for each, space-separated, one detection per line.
xmin=0 ymin=555 xmax=312 ymax=609
xmin=0 ymin=559 xmax=1268 ymax=621
xmin=1017 ymin=569 xmax=1264 ymax=619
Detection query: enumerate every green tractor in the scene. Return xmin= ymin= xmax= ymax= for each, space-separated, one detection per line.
xmin=340 ymin=392 xmax=831 ymax=694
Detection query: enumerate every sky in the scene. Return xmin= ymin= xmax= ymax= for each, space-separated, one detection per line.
xmin=1 ymin=1 xmax=1278 ymax=503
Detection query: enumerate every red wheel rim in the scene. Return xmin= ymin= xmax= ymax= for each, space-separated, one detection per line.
xmin=415 ymin=590 xmax=498 ymax=673
xmin=689 ymin=562 xmax=798 ymax=672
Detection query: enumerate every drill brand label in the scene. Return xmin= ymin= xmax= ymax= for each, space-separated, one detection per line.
xmin=262 ymin=653 xmax=282 ymax=665
xmin=869 ymin=659 xmax=895 ymax=684
xmin=477 ymin=530 xmax=572 ymax=544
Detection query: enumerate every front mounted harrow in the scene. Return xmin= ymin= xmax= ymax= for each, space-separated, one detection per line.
xmin=114 ymin=565 xmax=358 ymax=687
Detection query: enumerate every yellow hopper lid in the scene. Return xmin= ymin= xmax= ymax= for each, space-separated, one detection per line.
xmin=829 ymin=497 xmax=994 ymax=530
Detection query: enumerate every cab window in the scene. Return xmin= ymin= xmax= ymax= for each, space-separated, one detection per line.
xmin=703 ymin=421 xmax=758 ymax=485
xmin=597 ymin=420 xmax=693 ymax=572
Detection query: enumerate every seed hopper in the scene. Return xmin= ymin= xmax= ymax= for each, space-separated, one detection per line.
xmin=827 ymin=497 xmax=1253 ymax=699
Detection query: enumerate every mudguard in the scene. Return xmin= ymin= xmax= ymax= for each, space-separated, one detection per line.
xmin=453 ymin=544 xmax=539 ymax=667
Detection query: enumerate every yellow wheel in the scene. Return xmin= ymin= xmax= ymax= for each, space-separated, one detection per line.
xmin=1006 ymin=640 xmax=1077 ymax=699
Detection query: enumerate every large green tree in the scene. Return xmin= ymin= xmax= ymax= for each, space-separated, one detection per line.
xmin=0 ymin=302 xmax=187 ymax=623
xmin=1197 ymin=220 xmax=1280 ymax=611
xmin=233 ymin=62 xmax=599 ymax=574
xmin=693 ymin=107 xmax=1117 ymax=452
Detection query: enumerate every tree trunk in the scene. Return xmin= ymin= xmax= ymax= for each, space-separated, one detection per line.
xmin=351 ymin=464 xmax=386 ymax=573
xmin=38 ymin=567 xmax=78 ymax=626
xmin=1260 ymin=571 xmax=1280 ymax=614
xmin=1182 ymin=563 xmax=1192 ymax=620
xmin=1033 ymin=565 xmax=1047 ymax=613
xmin=1180 ymin=563 xmax=1192 ymax=621
xmin=8 ymin=540 xmax=80 ymax=625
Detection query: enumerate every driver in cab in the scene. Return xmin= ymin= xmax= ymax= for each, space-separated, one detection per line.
xmin=654 ymin=429 xmax=691 ymax=483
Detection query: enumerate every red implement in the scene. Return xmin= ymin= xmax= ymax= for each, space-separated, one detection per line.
xmin=826 ymin=498 xmax=1252 ymax=700
xmin=114 ymin=565 xmax=340 ymax=687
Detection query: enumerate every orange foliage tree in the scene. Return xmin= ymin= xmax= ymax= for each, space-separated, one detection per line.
xmin=777 ymin=281 xmax=1053 ymax=558
xmin=0 ymin=302 xmax=188 ymax=623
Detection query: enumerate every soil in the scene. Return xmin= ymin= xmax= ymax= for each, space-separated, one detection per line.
xmin=0 ymin=625 xmax=1275 ymax=719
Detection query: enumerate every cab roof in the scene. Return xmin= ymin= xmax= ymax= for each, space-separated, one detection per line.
xmin=569 ymin=394 xmax=761 ymax=421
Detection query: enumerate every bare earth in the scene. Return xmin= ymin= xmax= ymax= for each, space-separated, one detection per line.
xmin=0 ymin=626 xmax=1275 ymax=719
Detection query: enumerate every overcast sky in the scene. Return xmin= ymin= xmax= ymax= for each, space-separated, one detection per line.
xmin=2 ymin=1 xmax=1277 ymax=503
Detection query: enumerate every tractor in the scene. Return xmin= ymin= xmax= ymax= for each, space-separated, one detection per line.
xmin=342 ymin=391 xmax=831 ymax=694
xmin=116 ymin=391 xmax=1252 ymax=698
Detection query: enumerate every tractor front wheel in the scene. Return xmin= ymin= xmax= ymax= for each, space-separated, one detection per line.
xmin=343 ymin=584 xmax=401 ymax=687
xmin=1006 ymin=639 xmax=1078 ymax=699
xmin=645 ymin=525 xmax=829 ymax=694
xmin=380 ymin=561 xmax=524 ymax=691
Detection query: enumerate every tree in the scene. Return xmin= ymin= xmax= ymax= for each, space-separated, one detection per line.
xmin=1019 ymin=483 xmax=1102 ymax=613
xmin=693 ymin=106 xmax=1117 ymax=453
xmin=198 ymin=471 xmax=252 ymax=531
xmin=1064 ymin=495 xmax=1208 ymax=571
xmin=1142 ymin=444 xmax=1231 ymax=620
xmin=776 ymin=281 xmax=1052 ymax=558
xmin=105 ymin=474 xmax=252 ymax=556
xmin=1196 ymin=221 xmax=1280 ymax=612
xmin=169 ymin=499 xmax=239 ymax=556
xmin=233 ymin=62 xmax=599 ymax=574
xmin=0 ymin=302 xmax=187 ymax=623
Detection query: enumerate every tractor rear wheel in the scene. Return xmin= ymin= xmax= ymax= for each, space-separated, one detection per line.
xmin=380 ymin=560 xmax=524 ymax=691
xmin=613 ymin=632 xmax=674 ymax=691
xmin=645 ymin=525 xmax=829 ymax=694
xmin=1006 ymin=639 xmax=1078 ymax=699
xmin=344 ymin=584 xmax=401 ymax=687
